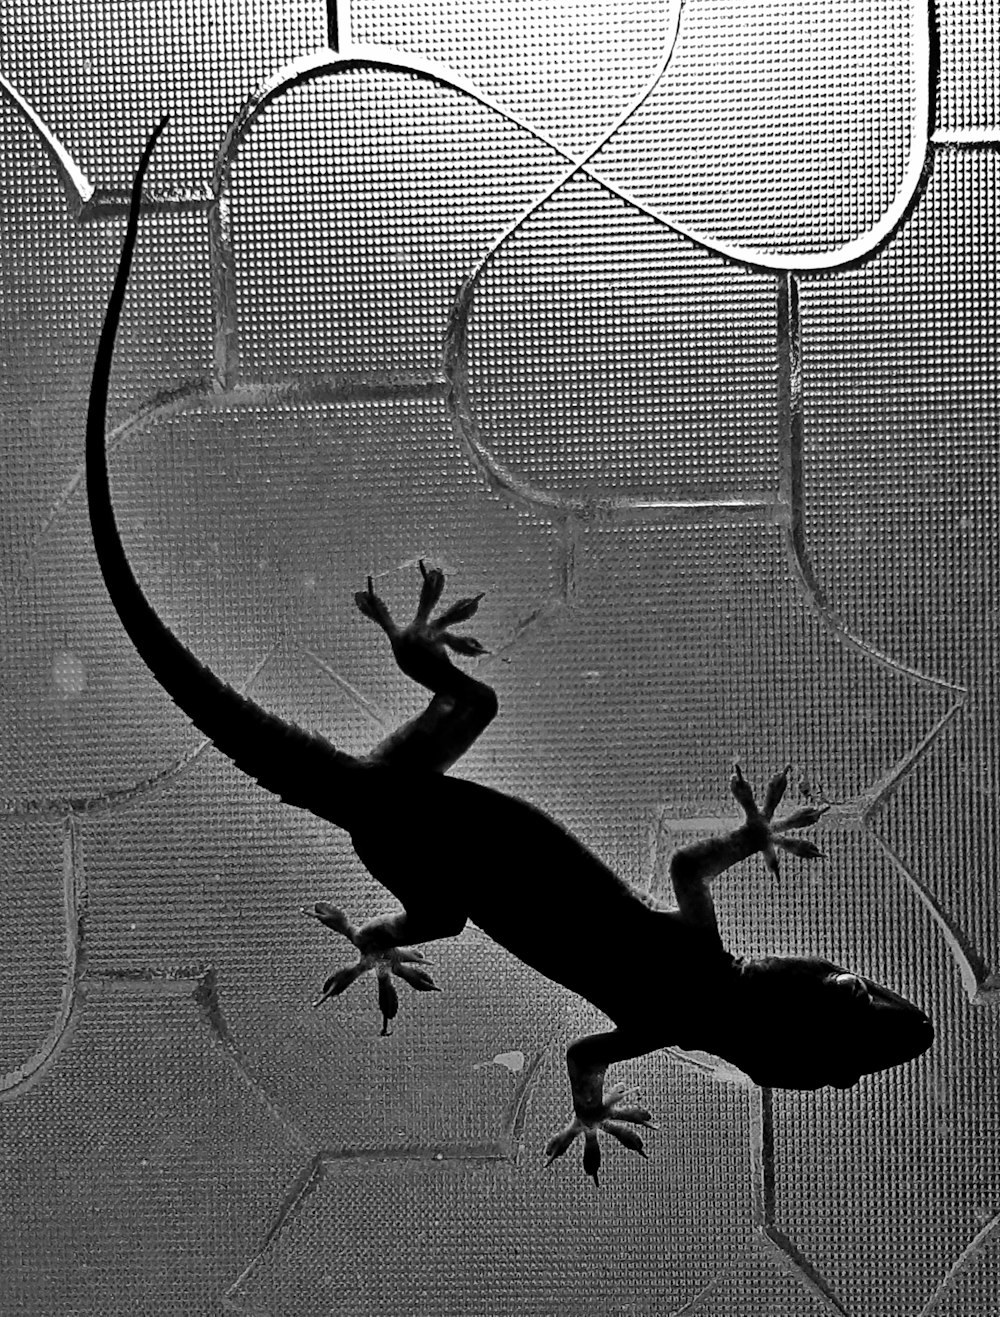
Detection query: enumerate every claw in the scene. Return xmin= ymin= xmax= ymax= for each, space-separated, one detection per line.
xmin=355 ymin=580 xmax=395 ymax=633
xmin=380 ymin=563 xmax=489 ymax=658
xmin=442 ymin=633 xmax=487 ymax=657
xmin=545 ymin=1122 xmax=582 ymax=1166
xmin=434 ymin=593 xmax=485 ymax=629
xmin=762 ymin=764 xmax=791 ymax=819
xmin=307 ymin=902 xmax=358 ymax=941
xmin=394 ymin=963 xmax=439 ymax=991
xmin=775 ymin=803 xmax=830 ymax=830
xmin=377 ymin=974 xmax=399 ymax=1035
xmin=603 ymin=1082 xmax=636 ymax=1105
xmin=393 ymin=946 xmax=428 ymax=964
xmin=774 ymin=835 xmax=824 ymax=860
xmin=312 ymin=962 xmax=365 ymax=1007
xmin=606 ymin=1105 xmax=655 ymax=1126
xmin=603 ymin=1121 xmax=649 ymax=1157
xmin=416 ymin=559 xmax=446 ymax=620
xmin=583 ymin=1130 xmax=601 ymax=1186
xmin=730 ymin=763 xmax=757 ymax=814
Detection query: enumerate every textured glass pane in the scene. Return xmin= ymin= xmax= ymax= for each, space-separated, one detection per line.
xmin=1 ymin=1 xmax=998 ymax=1314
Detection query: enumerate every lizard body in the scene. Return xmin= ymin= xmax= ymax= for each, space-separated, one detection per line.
xmin=86 ymin=121 xmax=933 ymax=1184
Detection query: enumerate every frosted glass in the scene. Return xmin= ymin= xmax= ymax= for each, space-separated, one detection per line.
xmin=1 ymin=1 xmax=997 ymax=1313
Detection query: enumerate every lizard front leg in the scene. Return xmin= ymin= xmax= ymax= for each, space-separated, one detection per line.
xmin=545 ymin=1029 xmax=661 ymax=1187
xmin=669 ymin=764 xmax=828 ymax=946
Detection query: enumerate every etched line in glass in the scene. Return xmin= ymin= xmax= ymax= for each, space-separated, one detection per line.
xmin=778 ymin=272 xmax=968 ymax=700
xmin=4 ymin=0 xmax=950 ymax=257
xmin=869 ymin=832 xmax=1000 ymax=1006
xmin=0 ymin=69 xmax=212 ymax=214
xmin=858 ymin=706 xmax=968 ymax=823
xmin=446 ymin=263 xmax=781 ymax=522
xmin=932 ymin=126 xmax=1000 ymax=146
xmin=75 ymin=965 xmax=314 ymax=1149
xmin=0 ymin=69 xmax=94 ymax=212
xmin=222 ymin=1049 xmax=549 ymax=1305
xmin=209 ymin=24 xmax=685 ymax=387
xmin=302 ymin=648 xmax=391 ymax=731
xmin=80 ymin=189 xmax=213 ymax=218
xmin=750 ymin=1084 xmax=776 ymax=1230
xmin=327 ymin=0 xmax=342 ymax=52
xmin=0 ymin=816 xmax=85 ymax=1101
xmin=917 ymin=1209 xmax=1000 ymax=1315
xmin=8 ymin=377 xmax=447 ymax=621
xmin=6 ymin=380 xmax=210 ymax=610
xmin=749 ymin=1087 xmax=850 ymax=1316
xmin=191 ymin=967 xmax=314 ymax=1150
xmin=670 ymin=1266 xmax=737 ymax=1314
xmin=0 ymin=751 xmax=214 ymax=821
xmin=0 ymin=639 xmax=281 ymax=820
xmin=224 ymin=1152 xmax=326 ymax=1310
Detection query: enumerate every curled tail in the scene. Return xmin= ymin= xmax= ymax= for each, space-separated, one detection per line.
xmin=86 ymin=118 xmax=363 ymax=826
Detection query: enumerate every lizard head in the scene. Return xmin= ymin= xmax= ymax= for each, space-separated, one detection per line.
xmin=717 ymin=955 xmax=934 ymax=1090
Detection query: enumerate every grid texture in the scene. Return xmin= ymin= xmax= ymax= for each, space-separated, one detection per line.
xmin=592 ymin=0 xmax=919 ymax=258
xmin=1 ymin=1 xmax=998 ymax=1314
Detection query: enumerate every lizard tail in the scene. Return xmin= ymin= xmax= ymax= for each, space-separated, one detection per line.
xmin=85 ymin=118 xmax=364 ymax=827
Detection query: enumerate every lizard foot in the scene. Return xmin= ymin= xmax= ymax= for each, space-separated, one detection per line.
xmin=355 ymin=560 xmax=487 ymax=658
xmin=304 ymin=902 xmax=439 ymax=1035
xmin=731 ymin=763 xmax=829 ymax=878
xmin=544 ymin=1083 xmax=657 ymax=1187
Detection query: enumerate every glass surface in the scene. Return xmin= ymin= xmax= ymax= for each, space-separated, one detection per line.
xmin=0 ymin=1 xmax=997 ymax=1312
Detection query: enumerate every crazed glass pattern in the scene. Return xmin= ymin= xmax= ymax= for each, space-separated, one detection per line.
xmin=0 ymin=0 xmax=998 ymax=1313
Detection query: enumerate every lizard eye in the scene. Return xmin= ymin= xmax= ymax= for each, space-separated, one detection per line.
xmin=832 ymin=972 xmax=872 ymax=1003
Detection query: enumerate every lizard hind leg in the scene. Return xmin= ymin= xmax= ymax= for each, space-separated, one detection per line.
xmin=546 ymin=1030 xmax=660 ymax=1186
xmin=545 ymin=1081 xmax=656 ymax=1187
xmin=358 ymin=562 xmax=498 ymax=774
xmin=357 ymin=562 xmax=488 ymax=667
xmin=304 ymin=903 xmax=461 ymax=1035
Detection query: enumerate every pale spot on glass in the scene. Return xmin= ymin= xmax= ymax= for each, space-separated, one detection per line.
xmin=51 ymin=650 xmax=86 ymax=699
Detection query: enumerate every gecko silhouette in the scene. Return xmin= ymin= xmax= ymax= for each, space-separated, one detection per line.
xmin=86 ymin=120 xmax=933 ymax=1184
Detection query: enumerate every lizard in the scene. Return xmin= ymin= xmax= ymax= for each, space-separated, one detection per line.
xmin=85 ymin=119 xmax=934 ymax=1186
